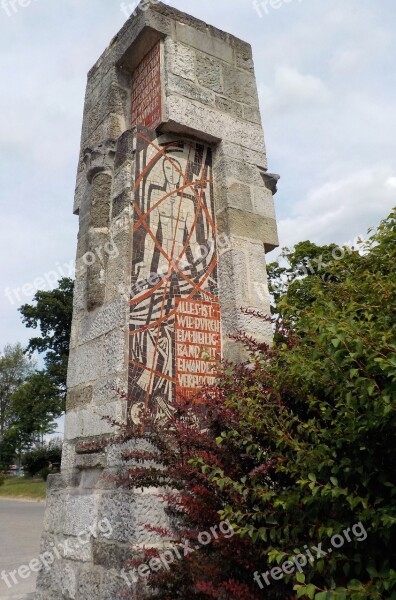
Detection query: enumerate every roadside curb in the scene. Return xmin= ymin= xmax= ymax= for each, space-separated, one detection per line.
xmin=0 ymin=497 xmax=45 ymax=504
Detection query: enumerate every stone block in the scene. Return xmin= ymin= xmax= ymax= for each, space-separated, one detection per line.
xmin=196 ymin=52 xmax=223 ymax=94
xmin=62 ymin=494 xmax=101 ymax=538
xmin=79 ymin=298 xmax=125 ymax=345
xmin=64 ymin=399 xmax=126 ymax=440
xmin=66 ymin=386 xmax=93 ymax=412
xmin=251 ymin=185 xmax=277 ymax=219
xmin=61 ymin=442 xmax=77 ymax=471
xmin=175 ymin=21 xmax=234 ymax=64
xmin=86 ymin=84 xmax=129 ymax=142
xmin=75 ymin=454 xmax=107 ymax=472
xmin=92 ymin=540 xmax=136 ymax=570
xmin=52 ymin=560 xmax=79 ymax=599
xmin=86 ymin=260 xmax=106 ymax=313
xmin=73 ymin=172 xmax=89 ymax=216
xmin=215 ymin=181 xmax=253 ymax=212
xmin=215 ymin=155 xmax=263 ymax=187
xmin=99 ymin=490 xmax=170 ymax=545
xmin=167 ymin=73 xmax=216 ymax=107
xmin=91 ymin=173 xmax=112 ymax=228
xmin=103 ymin=328 xmax=127 ymax=376
xmin=216 ymin=207 xmax=279 ymax=251
xmin=166 ymin=95 xmax=265 ymax=153
xmin=215 ymin=95 xmax=243 ymax=119
xmin=215 ymin=139 xmax=267 ymax=172
xmin=222 ymin=63 xmax=259 ymax=106
xmin=243 ymin=104 xmax=262 ymax=124
xmin=165 ymin=38 xmax=196 ymax=81
xmin=70 ymin=273 xmax=86 ymax=316
xmin=66 ymin=338 xmax=104 ymax=389
xmin=111 ymin=187 xmax=132 ymax=219
xmin=101 ymin=569 xmax=136 ymax=600
xmin=114 ymin=129 xmax=136 ymax=170
xmin=43 ymin=492 xmax=66 ymax=534
xmin=80 ymin=467 xmax=103 ymax=489
xmin=76 ymin=567 xmax=102 ymax=600
xmin=235 ymin=45 xmax=254 ymax=73
xmin=106 ymin=438 xmax=160 ymax=469
xmin=91 ymin=377 xmax=127 ymax=407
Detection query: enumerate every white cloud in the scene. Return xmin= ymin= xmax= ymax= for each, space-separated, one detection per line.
xmin=278 ymin=165 xmax=396 ymax=248
xmin=260 ymin=66 xmax=330 ymax=112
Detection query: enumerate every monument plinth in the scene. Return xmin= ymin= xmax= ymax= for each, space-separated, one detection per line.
xmin=36 ymin=2 xmax=278 ymax=598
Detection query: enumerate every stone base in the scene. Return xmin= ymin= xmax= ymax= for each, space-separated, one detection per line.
xmin=35 ymin=440 xmax=170 ymax=600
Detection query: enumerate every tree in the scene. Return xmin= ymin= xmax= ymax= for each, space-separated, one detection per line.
xmin=114 ymin=209 xmax=396 ymax=599
xmin=267 ymin=239 xmax=364 ymax=320
xmin=7 ymin=372 xmax=64 ymax=447
xmin=23 ymin=439 xmax=62 ymax=478
xmin=0 ymin=344 xmax=33 ymax=437
xmin=19 ymin=277 xmax=74 ymax=395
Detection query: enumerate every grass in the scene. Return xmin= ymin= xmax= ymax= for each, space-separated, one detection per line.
xmin=0 ymin=477 xmax=47 ymax=500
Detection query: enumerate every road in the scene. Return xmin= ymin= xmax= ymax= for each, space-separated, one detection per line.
xmin=0 ymin=499 xmax=45 ymax=600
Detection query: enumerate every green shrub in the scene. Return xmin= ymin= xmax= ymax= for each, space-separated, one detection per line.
xmin=22 ymin=440 xmax=62 ymax=477
xmin=38 ymin=467 xmax=51 ymax=482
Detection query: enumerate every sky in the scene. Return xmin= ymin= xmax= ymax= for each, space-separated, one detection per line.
xmin=0 ymin=0 xmax=395 ymax=352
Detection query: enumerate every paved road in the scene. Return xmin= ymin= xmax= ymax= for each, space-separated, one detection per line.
xmin=0 ymin=499 xmax=45 ymax=600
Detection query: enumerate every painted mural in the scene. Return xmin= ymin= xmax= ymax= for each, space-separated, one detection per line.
xmin=128 ymin=132 xmax=221 ymax=423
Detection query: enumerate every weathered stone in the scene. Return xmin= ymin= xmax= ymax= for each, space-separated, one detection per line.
xmin=167 ymin=73 xmax=216 ymax=106
xmin=216 ymin=181 xmax=253 ymax=212
xmin=114 ymin=129 xmax=136 ymax=170
xmin=37 ymin=4 xmax=278 ymax=598
xmin=165 ymin=38 xmax=196 ymax=81
xmin=215 ymin=95 xmax=243 ymax=119
xmin=79 ymin=297 xmax=125 ymax=344
xmin=166 ymin=94 xmax=265 ymax=152
xmin=174 ymin=20 xmax=234 ymax=63
xmin=67 ymin=386 xmax=93 ymax=411
xmin=235 ymin=45 xmax=255 ymax=72
xmin=217 ymin=207 xmax=278 ymax=252
xmin=243 ymin=104 xmax=262 ymax=124
xmin=92 ymin=540 xmax=136 ymax=570
xmin=111 ymin=188 xmax=132 ymax=219
xmin=76 ymin=567 xmax=102 ymax=599
xmin=196 ymin=53 xmax=224 ymax=94
xmin=222 ymin=63 xmax=259 ymax=106
xmin=91 ymin=173 xmax=112 ymax=228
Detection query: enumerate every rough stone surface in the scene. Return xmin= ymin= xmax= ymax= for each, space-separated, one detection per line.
xmin=37 ymin=3 xmax=278 ymax=598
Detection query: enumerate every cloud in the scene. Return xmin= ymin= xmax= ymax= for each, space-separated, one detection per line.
xmin=278 ymin=165 xmax=396 ymax=248
xmin=260 ymin=66 xmax=330 ymax=112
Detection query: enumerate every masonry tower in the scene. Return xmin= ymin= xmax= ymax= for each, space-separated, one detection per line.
xmin=36 ymin=3 xmax=278 ymax=598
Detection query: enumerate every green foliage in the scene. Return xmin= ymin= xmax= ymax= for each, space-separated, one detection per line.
xmin=19 ymin=277 xmax=74 ymax=393
xmin=8 ymin=371 xmax=64 ymax=444
xmin=0 ymin=343 xmax=34 ymax=433
xmin=132 ymin=210 xmax=396 ymax=598
xmin=0 ymin=473 xmax=5 ymax=487
xmin=0 ymin=344 xmax=34 ymax=468
xmin=205 ymin=209 xmax=396 ymax=598
xmin=267 ymin=238 xmax=364 ymax=320
xmin=22 ymin=439 xmax=62 ymax=478
xmin=39 ymin=467 xmax=51 ymax=482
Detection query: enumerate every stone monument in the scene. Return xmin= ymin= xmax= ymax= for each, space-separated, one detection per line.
xmin=36 ymin=2 xmax=278 ymax=598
